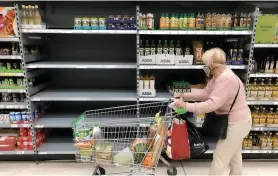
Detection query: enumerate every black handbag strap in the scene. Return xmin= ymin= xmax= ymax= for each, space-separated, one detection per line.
xmin=228 ymin=80 xmax=240 ymax=114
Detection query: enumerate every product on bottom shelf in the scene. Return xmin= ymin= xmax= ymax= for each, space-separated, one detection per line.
xmin=243 ymin=132 xmax=278 ymax=150
xmin=0 ymin=93 xmax=26 ymax=102
xmin=139 ymin=75 xmax=156 ymax=97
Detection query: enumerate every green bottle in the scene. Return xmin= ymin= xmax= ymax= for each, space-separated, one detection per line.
xmin=183 ymin=13 xmax=188 ymax=28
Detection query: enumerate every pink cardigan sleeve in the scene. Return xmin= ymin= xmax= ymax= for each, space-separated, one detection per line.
xmin=183 ymin=80 xmax=213 ymax=101
xmin=186 ymin=76 xmax=231 ymax=115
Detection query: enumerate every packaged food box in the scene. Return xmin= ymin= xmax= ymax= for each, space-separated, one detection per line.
xmin=0 ymin=136 xmax=16 ymax=151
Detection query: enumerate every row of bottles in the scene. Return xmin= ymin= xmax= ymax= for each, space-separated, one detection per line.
xmin=139 ymin=75 xmax=155 ymax=90
xmin=251 ymin=105 xmax=278 ymax=127
xmin=21 ymin=5 xmax=42 ymax=25
xmin=251 ymin=55 xmax=278 ymax=74
xmin=139 ymin=40 xmax=191 ymax=56
xmin=159 ymin=12 xmax=252 ymax=30
xmin=247 ymin=78 xmax=278 ymax=100
xmin=243 ymin=132 xmax=278 ymax=150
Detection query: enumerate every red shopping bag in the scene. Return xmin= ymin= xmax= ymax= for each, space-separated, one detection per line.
xmin=165 ymin=118 xmax=191 ymax=160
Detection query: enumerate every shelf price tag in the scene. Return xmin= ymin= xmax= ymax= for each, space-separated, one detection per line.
xmin=11 ymin=124 xmax=18 ymax=128
xmin=16 ymin=151 xmax=24 ymax=155
xmin=0 ymin=105 xmax=4 ymax=109
xmin=76 ymin=65 xmax=88 ymax=69
xmin=35 ymin=124 xmax=44 ymax=128
xmin=20 ymin=105 xmax=25 ymax=109
xmin=22 ymin=124 xmax=29 ymax=128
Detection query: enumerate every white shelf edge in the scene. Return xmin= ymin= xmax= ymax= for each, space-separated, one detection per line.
xmin=0 ymin=73 xmax=24 ymax=77
xmin=0 ymin=55 xmax=21 ymax=59
xmin=254 ymin=44 xmax=278 ymax=48
xmin=249 ymin=73 xmax=278 ymax=78
xmin=139 ymin=65 xmax=247 ymax=70
xmin=0 ymin=37 xmax=20 ymax=42
xmin=22 ymin=29 xmax=136 ymax=34
xmin=139 ymin=30 xmax=252 ymax=35
xmin=247 ymin=100 xmax=278 ymax=105
xmin=0 ymin=89 xmax=25 ymax=93
xmin=0 ymin=150 xmax=34 ymax=155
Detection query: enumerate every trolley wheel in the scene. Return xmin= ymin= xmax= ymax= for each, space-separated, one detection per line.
xmin=94 ymin=167 xmax=106 ymax=175
xmin=167 ymin=166 xmax=177 ymax=176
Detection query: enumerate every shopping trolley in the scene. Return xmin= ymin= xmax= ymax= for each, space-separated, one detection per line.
xmin=73 ymin=100 xmax=179 ymax=175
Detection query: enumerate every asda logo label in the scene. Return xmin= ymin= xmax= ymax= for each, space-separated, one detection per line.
xmin=142 ymin=59 xmax=153 ymax=62
xmin=179 ymin=60 xmax=189 ymax=64
xmin=160 ymin=59 xmax=171 ymax=63
xmin=142 ymin=92 xmax=152 ymax=95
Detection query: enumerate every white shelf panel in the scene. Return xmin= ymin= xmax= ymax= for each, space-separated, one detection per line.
xmin=251 ymin=127 xmax=278 ymax=131
xmin=0 ymin=37 xmax=20 ymax=42
xmin=0 ymin=55 xmax=21 ymax=60
xmin=34 ymin=113 xmax=79 ymax=128
xmin=254 ymin=44 xmax=278 ymax=48
xmin=139 ymin=30 xmax=252 ymax=35
xmin=31 ymin=89 xmax=137 ymax=101
xmin=139 ymin=65 xmax=247 ymax=70
xmin=38 ymin=138 xmax=75 ymax=155
xmin=27 ymin=62 xmax=136 ymax=69
xmin=247 ymin=100 xmax=278 ymax=105
xmin=0 ymin=102 xmax=28 ymax=109
xmin=22 ymin=29 xmax=136 ymax=35
xmin=0 ymin=89 xmax=25 ymax=93
xmin=249 ymin=73 xmax=278 ymax=78
xmin=0 ymin=123 xmax=30 ymax=128
xmin=0 ymin=150 xmax=34 ymax=155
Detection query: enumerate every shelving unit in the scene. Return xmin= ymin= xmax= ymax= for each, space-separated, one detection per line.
xmin=0 ymin=1 xmax=277 ymax=161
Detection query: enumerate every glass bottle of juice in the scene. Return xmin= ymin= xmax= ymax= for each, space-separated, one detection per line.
xmin=175 ymin=40 xmax=182 ymax=56
xmin=179 ymin=14 xmax=183 ymax=29
xmin=265 ymin=56 xmax=270 ymax=73
xmin=272 ymin=78 xmax=278 ymax=100
xmin=275 ymin=57 xmax=278 ymax=73
xmin=175 ymin=14 xmax=179 ymax=28
xmin=34 ymin=5 xmax=42 ymax=25
xmin=139 ymin=40 xmax=144 ymax=56
xmin=150 ymin=40 xmax=156 ymax=55
xmin=252 ymin=107 xmax=260 ymax=126
xmin=164 ymin=13 xmax=170 ymax=29
xmin=169 ymin=40 xmax=175 ymax=55
xmin=267 ymin=107 xmax=274 ymax=125
xmin=250 ymin=78 xmax=258 ymax=99
xmin=28 ymin=5 xmax=34 ymax=25
xmin=144 ymin=75 xmax=150 ymax=89
xmin=183 ymin=13 xmax=188 ymax=29
xmin=170 ymin=13 xmax=175 ymax=29
xmin=157 ymin=40 xmax=163 ymax=55
xmin=247 ymin=135 xmax=253 ymax=148
xmin=145 ymin=40 xmax=150 ymax=56
xmin=265 ymin=78 xmax=273 ymax=100
xmin=160 ymin=13 xmax=165 ymax=29
xmin=21 ymin=5 xmax=28 ymax=25
xmin=163 ymin=40 xmax=169 ymax=55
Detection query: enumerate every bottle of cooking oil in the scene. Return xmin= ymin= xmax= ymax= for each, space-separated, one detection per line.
xmin=250 ymin=78 xmax=258 ymax=99
xmin=169 ymin=40 xmax=175 ymax=55
xmin=260 ymin=132 xmax=267 ymax=149
xmin=267 ymin=132 xmax=273 ymax=149
xmin=247 ymin=134 xmax=253 ymax=148
xmin=259 ymin=107 xmax=267 ymax=126
xmin=265 ymin=78 xmax=273 ymax=100
xmin=21 ymin=5 xmax=28 ymax=25
xmin=267 ymin=107 xmax=274 ymax=125
xmin=139 ymin=40 xmax=144 ymax=56
xmin=150 ymin=40 xmax=156 ymax=55
xmin=273 ymin=133 xmax=278 ymax=149
xmin=34 ymin=5 xmax=42 ymax=25
xmin=242 ymin=136 xmax=248 ymax=149
xmin=157 ymin=40 xmax=163 ymax=55
xmin=163 ymin=40 xmax=169 ymax=55
xmin=274 ymin=106 xmax=278 ymax=125
xmin=257 ymin=78 xmax=266 ymax=100
xmin=145 ymin=40 xmax=150 ymax=56
xmin=27 ymin=5 xmax=34 ymax=25
xmin=252 ymin=107 xmax=260 ymax=126
xmin=272 ymin=78 xmax=278 ymax=100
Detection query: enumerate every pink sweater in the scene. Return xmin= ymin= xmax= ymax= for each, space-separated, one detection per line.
xmin=185 ymin=68 xmax=251 ymax=122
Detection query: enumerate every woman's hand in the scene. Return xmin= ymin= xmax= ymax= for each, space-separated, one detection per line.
xmin=174 ymin=92 xmax=184 ymax=99
xmin=174 ymin=99 xmax=187 ymax=109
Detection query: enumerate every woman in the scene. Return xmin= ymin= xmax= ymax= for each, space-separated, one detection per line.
xmin=174 ymin=48 xmax=252 ymax=175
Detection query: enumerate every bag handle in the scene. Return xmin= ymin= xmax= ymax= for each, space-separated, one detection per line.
xmin=228 ymin=79 xmax=240 ymax=114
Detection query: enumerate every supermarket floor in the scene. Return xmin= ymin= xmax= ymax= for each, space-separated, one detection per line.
xmin=1 ymin=160 xmax=278 ymax=176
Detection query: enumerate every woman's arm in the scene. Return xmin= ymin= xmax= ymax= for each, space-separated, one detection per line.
xmin=182 ymin=80 xmax=213 ymax=101
xmin=185 ymin=77 xmax=231 ymax=115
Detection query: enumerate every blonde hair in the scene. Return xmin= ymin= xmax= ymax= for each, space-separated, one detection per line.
xmin=202 ymin=48 xmax=226 ymax=68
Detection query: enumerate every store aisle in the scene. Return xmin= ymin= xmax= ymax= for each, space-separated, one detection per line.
xmin=1 ymin=160 xmax=278 ymax=176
